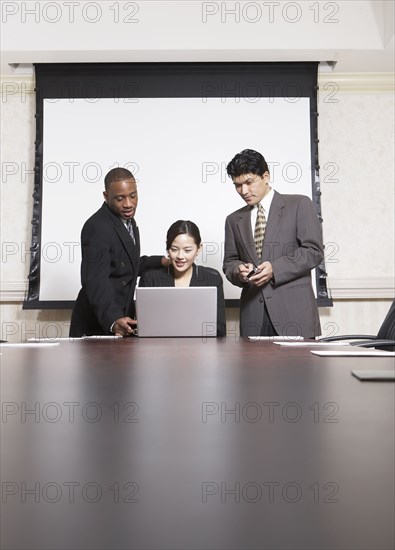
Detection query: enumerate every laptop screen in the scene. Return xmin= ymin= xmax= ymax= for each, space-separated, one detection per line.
xmin=135 ymin=287 xmax=218 ymax=337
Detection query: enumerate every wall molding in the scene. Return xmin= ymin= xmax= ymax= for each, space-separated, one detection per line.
xmin=1 ymin=277 xmax=393 ymax=303
xmin=0 ymin=75 xmax=35 ymax=95
xmin=318 ymin=72 xmax=394 ymax=94
xmin=0 ymin=281 xmax=28 ymax=302
xmin=1 ymin=72 xmax=394 ymax=97
xmin=327 ymin=277 xmax=395 ymax=299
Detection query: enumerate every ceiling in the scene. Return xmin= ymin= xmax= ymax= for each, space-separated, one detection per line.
xmin=1 ymin=0 xmax=394 ymax=76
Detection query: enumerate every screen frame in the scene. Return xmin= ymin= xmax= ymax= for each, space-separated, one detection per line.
xmin=24 ymin=61 xmax=332 ymax=309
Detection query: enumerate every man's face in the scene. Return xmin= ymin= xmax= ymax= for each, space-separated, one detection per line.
xmin=232 ymin=172 xmax=270 ymax=206
xmin=103 ymin=178 xmax=138 ymax=220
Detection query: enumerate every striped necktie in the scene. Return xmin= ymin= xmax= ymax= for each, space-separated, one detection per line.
xmin=254 ymin=203 xmax=266 ymax=259
xmin=126 ymin=219 xmax=136 ymax=244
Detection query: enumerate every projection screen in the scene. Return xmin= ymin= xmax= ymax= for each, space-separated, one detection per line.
xmin=25 ymin=62 xmax=331 ymax=308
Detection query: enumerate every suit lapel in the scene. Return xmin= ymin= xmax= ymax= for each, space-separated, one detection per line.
xmin=235 ymin=206 xmax=259 ymax=265
xmin=263 ymin=191 xmax=285 ymax=260
xmin=160 ymin=267 xmax=175 ymax=286
xmin=114 ymin=220 xmax=140 ymax=263
xmin=102 ymin=203 xmax=140 ymax=263
xmin=134 ymin=221 xmax=140 ymax=249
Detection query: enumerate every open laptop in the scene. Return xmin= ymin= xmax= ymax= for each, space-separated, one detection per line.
xmin=135 ymin=287 xmax=217 ymax=337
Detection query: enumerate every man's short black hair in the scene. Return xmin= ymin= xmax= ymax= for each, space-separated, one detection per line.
xmin=226 ymin=149 xmax=269 ymax=179
xmin=104 ymin=167 xmax=134 ymax=191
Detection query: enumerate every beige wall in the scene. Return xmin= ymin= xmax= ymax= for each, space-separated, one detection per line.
xmin=1 ymin=73 xmax=394 ymax=341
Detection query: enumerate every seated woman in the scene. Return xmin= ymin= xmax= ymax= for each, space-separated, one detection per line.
xmin=139 ymin=220 xmax=226 ymax=337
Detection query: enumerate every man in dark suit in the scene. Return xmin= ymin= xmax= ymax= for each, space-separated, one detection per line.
xmin=70 ymin=167 xmax=167 ymax=337
xmin=223 ymin=149 xmax=324 ymax=338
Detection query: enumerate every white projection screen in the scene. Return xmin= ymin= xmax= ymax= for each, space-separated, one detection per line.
xmin=25 ymin=63 xmax=331 ymax=308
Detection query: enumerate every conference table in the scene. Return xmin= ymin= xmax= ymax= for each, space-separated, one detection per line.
xmin=1 ymin=337 xmax=394 ymax=550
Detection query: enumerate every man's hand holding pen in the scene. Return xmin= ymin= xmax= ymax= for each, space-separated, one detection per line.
xmin=238 ymin=262 xmax=273 ymax=287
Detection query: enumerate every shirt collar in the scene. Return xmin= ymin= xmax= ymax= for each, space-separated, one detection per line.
xmin=257 ymin=187 xmax=274 ymax=211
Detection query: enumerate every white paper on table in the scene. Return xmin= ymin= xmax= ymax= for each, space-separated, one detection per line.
xmin=273 ymin=341 xmax=350 ymax=347
xmin=28 ymin=337 xmax=81 ymax=342
xmin=82 ymin=336 xmax=123 ymax=340
xmin=248 ymin=336 xmax=304 ymax=341
xmin=311 ymin=350 xmax=395 ymax=357
xmin=0 ymin=342 xmax=60 ymax=348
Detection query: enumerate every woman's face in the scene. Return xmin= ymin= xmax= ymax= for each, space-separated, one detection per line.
xmin=168 ymin=233 xmax=201 ymax=275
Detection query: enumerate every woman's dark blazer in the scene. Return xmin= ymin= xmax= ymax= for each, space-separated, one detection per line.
xmin=139 ymin=264 xmax=227 ymax=337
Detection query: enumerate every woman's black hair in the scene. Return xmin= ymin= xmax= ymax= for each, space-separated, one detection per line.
xmin=166 ymin=220 xmax=201 ymax=250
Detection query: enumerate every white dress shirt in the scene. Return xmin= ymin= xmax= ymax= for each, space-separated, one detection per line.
xmin=250 ymin=187 xmax=274 ymax=235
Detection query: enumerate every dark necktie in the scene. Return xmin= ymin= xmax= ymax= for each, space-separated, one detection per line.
xmin=254 ymin=203 xmax=266 ymax=259
xmin=126 ymin=219 xmax=136 ymax=244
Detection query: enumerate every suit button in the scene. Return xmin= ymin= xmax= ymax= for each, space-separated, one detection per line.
xmin=120 ymin=262 xmax=125 ymax=267
xmin=122 ymin=281 xmax=127 ymax=286
xmin=259 ymin=297 xmax=264 ymax=303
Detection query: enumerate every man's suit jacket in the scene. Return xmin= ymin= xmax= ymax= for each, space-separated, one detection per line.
xmin=139 ymin=264 xmax=227 ymax=337
xmin=70 ymin=203 xmax=162 ymax=337
xmin=223 ymin=191 xmax=324 ymax=338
